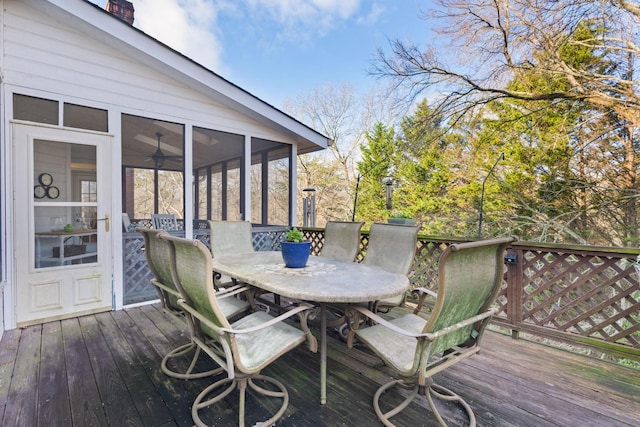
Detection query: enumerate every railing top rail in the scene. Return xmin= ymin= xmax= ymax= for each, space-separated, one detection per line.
xmin=300 ymin=226 xmax=640 ymax=256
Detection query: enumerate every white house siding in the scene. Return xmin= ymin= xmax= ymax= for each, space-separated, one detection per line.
xmin=2 ymin=0 xmax=299 ymax=144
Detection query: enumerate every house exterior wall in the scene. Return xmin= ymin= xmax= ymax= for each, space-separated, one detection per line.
xmin=2 ymin=1 xmax=298 ymax=143
xmin=0 ymin=0 xmax=311 ymax=330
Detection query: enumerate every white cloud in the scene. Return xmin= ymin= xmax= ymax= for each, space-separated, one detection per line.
xmin=244 ymin=0 xmax=362 ymax=40
xmin=92 ymin=0 xmax=370 ymax=73
xmin=357 ymin=2 xmax=385 ymax=26
xmin=131 ymin=0 xmax=232 ymax=73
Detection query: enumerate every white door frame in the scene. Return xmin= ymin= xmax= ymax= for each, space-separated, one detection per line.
xmin=12 ymin=122 xmax=114 ymax=327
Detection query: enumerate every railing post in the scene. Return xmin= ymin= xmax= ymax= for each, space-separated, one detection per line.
xmin=505 ymin=247 xmax=523 ymax=339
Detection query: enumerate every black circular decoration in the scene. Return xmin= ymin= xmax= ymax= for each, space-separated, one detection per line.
xmin=34 ymin=185 xmax=46 ymax=199
xmin=46 ymin=186 xmax=60 ymax=199
xmin=38 ymin=173 xmax=53 ymax=186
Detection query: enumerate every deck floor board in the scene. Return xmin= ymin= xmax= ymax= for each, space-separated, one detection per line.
xmin=0 ymin=303 xmax=637 ymax=426
xmin=38 ymin=321 xmax=71 ymax=426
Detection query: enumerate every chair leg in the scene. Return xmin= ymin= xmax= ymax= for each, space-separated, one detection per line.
xmin=373 ymin=378 xmax=476 ymax=427
xmin=429 ymin=383 xmax=476 ymax=427
xmin=192 ymin=374 xmax=289 ymax=427
xmin=161 ymin=342 xmax=223 ymax=380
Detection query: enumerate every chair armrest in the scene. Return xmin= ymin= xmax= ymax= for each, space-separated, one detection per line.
xmin=348 ymin=305 xmax=432 ymax=339
xmin=220 ymin=303 xmax=315 ymax=335
xmin=429 ymin=308 xmax=497 ymax=340
xmin=177 ymin=299 xmax=226 ymax=337
xmin=216 ymin=285 xmax=251 ymax=299
xmin=151 ymin=279 xmax=181 ymax=298
xmin=414 ymin=286 xmax=437 ymax=298
xmin=412 ymin=286 xmax=437 ymax=314
xmin=347 ymin=305 xmax=498 ymax=347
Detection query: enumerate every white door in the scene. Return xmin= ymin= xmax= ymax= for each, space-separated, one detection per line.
xmin=13 ymin=123 xmax=113 ymax=326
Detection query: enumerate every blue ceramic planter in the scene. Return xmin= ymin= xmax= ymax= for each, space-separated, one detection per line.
xmin=281 ymin=241 xmax=311 ymax=268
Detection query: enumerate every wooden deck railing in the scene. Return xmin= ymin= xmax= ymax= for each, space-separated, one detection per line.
xmin=122 ymin=225 xmax=640 ymax=361
xmin=301 ymin=228 xmax=640 ymax=361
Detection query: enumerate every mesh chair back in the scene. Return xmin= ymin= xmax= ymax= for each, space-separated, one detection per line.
xmin=424 ymin=237 xmax=515 ymax=356
xmin=208 ymin=220 xmax=254 ymax=257
xmin=152 ymin=214 xmax=179 ymax=231
xmin=138 ymin=228 xmax=181 ymax=310
xmin=122 ymin=213 xmax=132 ymax=232
xmin=165 ymin=235 xmax=232 ymax=338
xmin=318 ymin=221 xmax=364 ymax=262
xmin=363 ymin=222 xmax=420 ymax=275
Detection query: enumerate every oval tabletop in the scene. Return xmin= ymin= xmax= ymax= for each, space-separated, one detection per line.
xmin=210 ymin=251 xmax=409 ymax=303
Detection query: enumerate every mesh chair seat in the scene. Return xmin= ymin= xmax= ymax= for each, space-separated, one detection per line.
xmin=231 ymin=310 xmax=307 ymax=372
xmin=355 ymin=313 xmax=427 ymax=373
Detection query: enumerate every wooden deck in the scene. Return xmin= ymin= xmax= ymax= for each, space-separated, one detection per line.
xmin=0 ymin=303 xmax=638 ymax=426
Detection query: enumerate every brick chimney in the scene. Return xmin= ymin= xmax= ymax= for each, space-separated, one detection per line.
xmin=106 ymin=0 xmax=134 ymax=25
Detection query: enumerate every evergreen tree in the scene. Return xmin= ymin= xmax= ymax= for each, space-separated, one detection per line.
xmin=355 ymin=122 xmax=397 ymax=222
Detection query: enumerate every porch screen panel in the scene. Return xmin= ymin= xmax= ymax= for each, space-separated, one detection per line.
xmin=249 ymin=139 xmax=290 ymax=226
xmin=210 ymin=168 xmax=222 ymax=220
xmin=196 ymin=168 xmax=207 ymax=219
xmin=251 ymin=157 xmax=262 ymax=224
xmin=226 ymin=159 xmax=242 ymax=221
xmin=125 ymin=168 xmax=155 ymax=220
xmin=268 ymin=154 xmax=289 ymax=225
xmin=157 ymin=170 xmax=184 ymax=219
xmin=192 ymin=127 xmax=245 ymax=221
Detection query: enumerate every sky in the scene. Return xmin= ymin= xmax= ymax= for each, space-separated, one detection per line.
xmin=89 ymin=0 xmax=434 ymax=109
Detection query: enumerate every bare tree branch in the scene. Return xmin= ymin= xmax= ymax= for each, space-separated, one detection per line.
xmin=373 ymin=0 xmax=640 ymax=128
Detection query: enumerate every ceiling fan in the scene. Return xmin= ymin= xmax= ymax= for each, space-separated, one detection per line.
xmin=150 ymin=132 xmax=182 ymax=169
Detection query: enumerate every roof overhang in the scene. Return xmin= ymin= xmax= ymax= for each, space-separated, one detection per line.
xmin=22 ymin=0 xmax=332 ymax=154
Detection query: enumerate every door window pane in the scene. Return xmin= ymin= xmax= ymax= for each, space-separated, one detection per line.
xmin=34 ymin=140 xmax=98 ymax=268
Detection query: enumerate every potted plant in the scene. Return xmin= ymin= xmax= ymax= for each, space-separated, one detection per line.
xmin=281 ymin=227 xmax=311 ymax=268
xmin=387 ymin=213 xmax=416 ymax=225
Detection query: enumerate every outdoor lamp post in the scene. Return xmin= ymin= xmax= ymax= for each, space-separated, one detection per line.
xmin=303 ymin=187 xmax=316 ymax=227
xmin=382 ymin=176 xmax=394 ymax=210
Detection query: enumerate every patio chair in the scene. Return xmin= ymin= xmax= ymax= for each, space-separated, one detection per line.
xmin=122 ymin=212 xmax=132 ymax=232
xmin=315 ymin=221 xmax=365 ymax=328
xmin=208 ymin=220 xmax=253 ymax=285
xmin=152 ymin=213 xmax=179 ymax=231
xmin=137 ymin=227 xmax=251 ymax=380
xmin=318 ymin=221 xmax=364 ymax=262
xmin=346 ymin=236 xmax=517 ymax=427
xmin=208 ymin=219 xmax=275 ymax=310
xmin=362 ymin=222 xmax=420 ymax=312
xmin=166 ymin=235 xmax=317 ymax=427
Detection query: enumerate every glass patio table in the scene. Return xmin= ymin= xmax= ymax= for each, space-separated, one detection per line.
xmin=210 ymin=251 xmax=410 ymax=404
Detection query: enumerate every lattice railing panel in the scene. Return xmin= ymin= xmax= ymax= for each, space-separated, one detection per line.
xmin=304 ymin=230 xmax=324 ymax=255
xmin=122 ymin=234 xmax=157 ymax=305
xmin=410 ymin=240 xmax=449 ymax=292
xmin=520 ymin=249 xmax=639 ymax=348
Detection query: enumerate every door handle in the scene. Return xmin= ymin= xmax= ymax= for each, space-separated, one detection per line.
xmin=96 ymin=214 xmax=110 ymax=232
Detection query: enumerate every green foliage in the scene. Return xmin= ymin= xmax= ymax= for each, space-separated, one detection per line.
xmin=349 ymin=12 xmax=639 ymax=245
xmin=355 ymin=122 xmax=397 ymax=222
xmin=285 ymin=227 xmax=305 ymax=242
